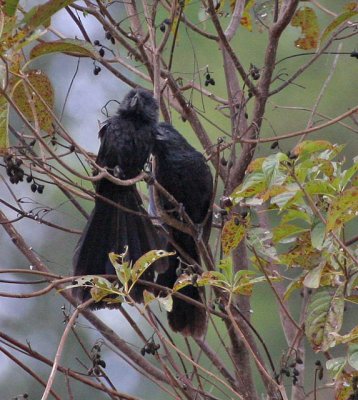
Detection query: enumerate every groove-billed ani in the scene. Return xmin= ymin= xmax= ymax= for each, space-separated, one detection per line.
xmin=73 ymin=88 xmax=165 ymax=307
xmin=151 ymin=122 xmax=213 ymax=337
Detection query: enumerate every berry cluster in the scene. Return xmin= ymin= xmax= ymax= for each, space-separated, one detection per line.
xmin=204 ymin=72 xmax=215 ymax=87
xmin=105 ymin=31 xmax=115 ymax=44
xmin=27 ymin=175 xmax=44 ymax=194
xmin=278 ymin=354 xmax=303 ymax=386
xmin=89 ymin=344 xmax=106 ymax=376
xmin=4 ymin=154 xmax=24 ymax=184
xmin=159 ymin=19 xmax=170 ymax=32
xmin=140 ymin=339 xmax=160 ymax=356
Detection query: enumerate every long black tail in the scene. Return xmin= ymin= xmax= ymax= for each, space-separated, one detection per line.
xmin=156 ymin=230 xmax=207 ymax=338
xmin=73 ymin=181 xmax=165 ymax=308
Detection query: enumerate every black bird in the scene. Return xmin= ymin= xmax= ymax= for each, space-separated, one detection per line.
xmin=73 ymin=88 xmax=165 ymax=307
xmin=151 ymin=122 xmax=213 ymax=337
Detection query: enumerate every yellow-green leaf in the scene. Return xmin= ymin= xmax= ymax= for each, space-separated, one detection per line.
xmin=320 ymin=7 xmax=358 ymax=45
xmin=221 ymin=217 xmax=245 ymax=255
xmin=273 ymin=223 xmax=309 ymax=243
xmin=326 ymin=187 xmax=358 ymax=232
xmin=131 ymin=249 xmax=175 ymax=282
xmin=0 ymin=96 xmax=9 ymax=155
xmin=240 ymin=0 xmax=255 ymax=32
xmin=12 ymin=70 xmax=54 ymax=133
xmin=143 ymin=289 xmax=156 ymax=306
xmin=30 ymin=39 xmax=98 ymax=60
xmin=291 ymin=6 xmax=320 ymax=50
xmin=21 ymin=0 xmax=74 ymax=30
xmin=292 ymin=140 xmax=333 ymax=157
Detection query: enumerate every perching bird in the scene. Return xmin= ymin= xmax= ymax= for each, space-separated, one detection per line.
xmin=73 ymin=88 xmax=165 ymax=307
xmin=151 ymin=122 xmax=213 ymax=337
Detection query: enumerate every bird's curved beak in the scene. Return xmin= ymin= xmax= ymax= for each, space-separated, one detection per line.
xmin=130 ymin=93 xmax=139 ymax=109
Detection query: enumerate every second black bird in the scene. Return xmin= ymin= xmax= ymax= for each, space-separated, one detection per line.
xmin=151 ymin=122 xmax=213 ymax=337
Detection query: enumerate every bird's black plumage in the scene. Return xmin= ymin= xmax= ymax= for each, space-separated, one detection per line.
xmin=73 ymin=89 xmax=165 ymax=307
xmin=151 ymin=122 xmax=213 ymax=337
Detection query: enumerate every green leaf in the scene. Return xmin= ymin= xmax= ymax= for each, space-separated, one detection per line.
xmin=0 ymin=96 xmax=9 ymax=155
xmin=311 ymin=220 xmax=326 ymax=250
xmin=247 ymin=227 xmax=279 ymax=261
xmin=348 ymin=344 xmax=358 ymax=370
xmin=219 ymin=257 xmax=233 ymax=282
xmin=196 ymin=271 xmax=230 ymax=290
xmin=340 ymin=161 xmax=358 ymax=190
xmin=261 ymin=152 xmax=288 ymax=186
xmin=304 ymin=180 xmax=336 ymax=197
xmin=326 ymin=187 xmax=358 ymax=232
xmin=221 ymin=217 xmax=245 ymax=256
xmin=281 ymin=208 xmax=312 ymax=225
xmin=320 ymin=8 xmax=358 ymax=45
xmin=305 ymin=287 xmax=345 ymax=351
xmin=3 ymin=0 xmax=20 ymax=17
xmin=12 ymin=69 xmax=55 ymax=133
xmin=273 ymin=223 xmax=309 ymax=244
xmin=21 ymin=0 xmax=75 ymax=29
xmin=30 ymin=39 xmax=98 ymax=60
xmin=232 ymin=172 xmax=267 ymax=201
xmin=270 ymin=183 xmax=302 ymax=209
xmin=326 ymin=357 xmax=347 ymax=379
xmin=303 ymin=261 xmax=325 ymax=288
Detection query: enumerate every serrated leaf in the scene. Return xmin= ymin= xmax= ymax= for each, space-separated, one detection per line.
xmin=12 ymin=70 xmax=54 ymax=132
xmin=326 ymin=187 xmax=358 ymax=232
xmin=320 ymin=8 xmax=358 ymax=45
xmin=0 ymin=96 xmax=9 ymax=154
xmin=21 ymin=0 xmax=74 ymax=30
xmin=291 ymin=6 xmax=319 ymax=50
xmin=292 ymin=140 xmax=333 ymax=157
xmin=326 ymin=357 xmax=347 ymax=379
xmin=221 ymin=217 xmax=245 ymax=256
xmin=305 ymin=287 xmax=345 ymax=351
xmin=303 ymin=261 xmax=325 ymax=288
xmin=158 ymin=293 xmax=173 ymax=312
xmin=30 ymin=39 xmax=98 ymax=60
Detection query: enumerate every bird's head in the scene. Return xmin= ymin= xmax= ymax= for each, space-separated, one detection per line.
xmin=119 ymin=88 xmax=159 ymax=123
